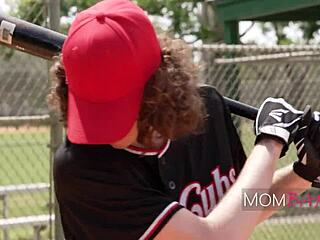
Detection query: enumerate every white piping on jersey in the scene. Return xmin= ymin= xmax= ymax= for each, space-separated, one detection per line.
xmin=139 ymin=201 xmax=179 ymax=240
xmin=123 ymin=148 xmax=159 ymax=156
xmin=158 ymin=140 xmax=170 ymax=158
xmin=124 ymin=140 xmax=171 ymax=158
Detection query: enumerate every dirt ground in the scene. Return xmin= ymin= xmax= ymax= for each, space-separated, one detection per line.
xmin=0 ymin=126 xmax=50 ymax=134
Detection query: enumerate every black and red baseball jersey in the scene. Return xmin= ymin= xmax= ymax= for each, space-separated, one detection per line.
xmin=53 ymin=85 xmax=247 ymax=239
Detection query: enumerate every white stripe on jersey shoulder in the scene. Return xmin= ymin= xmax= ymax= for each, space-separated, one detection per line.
xmin=158 ymin=140 xmax=170 ymax=158
xmin=123 ymin=148 xmax=159 ymax=156
xmin=139 ymin=201 xmax=180 ymax=240
xmin=124 ymin=140 xmax=171 ymax=158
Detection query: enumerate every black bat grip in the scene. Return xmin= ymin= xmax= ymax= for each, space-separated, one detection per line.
xmin=223 ymin=97 xmax=258 ymax=120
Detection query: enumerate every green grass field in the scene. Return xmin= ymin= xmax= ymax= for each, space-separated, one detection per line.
xmin=0 ymin=127 xmax=51 ymax=240
xmin=251 ymin=223 xmax=320 ymax=240
xmin=0 ymin=127 xmax=50 ymax=185
xmin=0 ymin=124 xmax=319 ymax=240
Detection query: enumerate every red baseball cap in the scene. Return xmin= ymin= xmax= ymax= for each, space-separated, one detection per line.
xmin=62 ymin=0 xmax=161 ymax=144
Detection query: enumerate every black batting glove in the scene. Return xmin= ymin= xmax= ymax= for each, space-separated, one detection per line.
xmin=293 ymin=111 xmax=320 ymax=187
xmin=254 ymin=98 xmax=309 ymax=156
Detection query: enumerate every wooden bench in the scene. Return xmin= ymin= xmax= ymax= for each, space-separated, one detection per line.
xmin=0 ymin=183 xmax=52 ymax=240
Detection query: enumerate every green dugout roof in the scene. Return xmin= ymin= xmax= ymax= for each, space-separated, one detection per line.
xmin=213 ymin=0 xmax=320 ymax=43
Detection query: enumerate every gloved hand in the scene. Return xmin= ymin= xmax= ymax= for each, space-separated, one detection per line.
xmin=293 ymin=111 xmax=320 ymax=187
xmin=254 ymin=98 xmax=311 ymax=156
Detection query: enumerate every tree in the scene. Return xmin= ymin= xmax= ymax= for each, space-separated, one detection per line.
xmin=60 ymin=0 xmax=223 ymax=44
xmin=61 ymin=0 xmax=98 ymax=18
xmin=137 ymin=0 xmax=223 ymax=43
xmin=13 ymin=0 xmax=320 ymax=45
xmin=299 ymin=21 xmax=320 ymax=43
xmin=15 ymin=0 xmax=46 ymax=25
xmin=260 ymin=21 xmax=320 ymax=45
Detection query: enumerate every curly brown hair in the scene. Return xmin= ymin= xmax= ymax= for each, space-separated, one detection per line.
xmin=48 ymin=35 xmax=206 ymax=146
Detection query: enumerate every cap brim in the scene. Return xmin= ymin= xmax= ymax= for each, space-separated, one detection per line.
xmin=67 ymin=89 xmax=143 ymax=144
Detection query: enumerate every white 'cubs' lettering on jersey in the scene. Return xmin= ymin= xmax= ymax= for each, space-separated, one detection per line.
xmin=179 ymin=166 xmax=236 ymax=217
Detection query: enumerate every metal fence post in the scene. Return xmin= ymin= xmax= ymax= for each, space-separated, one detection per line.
xmin=48 ymin=0 xmax=64 ymax=239
xmin=1 ymin=195 xmax=8 ymax=240
xmin=49 ymin=115 xmax=64 ymax=240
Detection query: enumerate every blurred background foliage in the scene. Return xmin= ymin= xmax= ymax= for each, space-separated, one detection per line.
xmin=8 ymin=0 xmax=320 ymax=45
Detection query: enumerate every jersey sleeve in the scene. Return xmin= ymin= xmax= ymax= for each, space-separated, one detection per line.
xmin=199 ymin=85 xmax=247 ymax=175
xmin=53 ymin=142 xmax=184 ymax=240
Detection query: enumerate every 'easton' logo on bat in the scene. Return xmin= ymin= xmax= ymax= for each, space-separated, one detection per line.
xmin=179 ymin=166 xmax=236 ymax=217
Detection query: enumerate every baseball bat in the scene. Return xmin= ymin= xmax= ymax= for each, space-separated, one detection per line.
xmin=0 ymin=13 xmax=65 ymax=59
xmin=224 ymin=97 xmax=257 ymax=120
xmin=0 ymin=13 xmax=258 ymax=120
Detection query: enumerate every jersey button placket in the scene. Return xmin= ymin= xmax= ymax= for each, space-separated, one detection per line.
xmin=168 ymin=181 xmax=176 ymax=190
xmin=160 ymin=157 xmax=166 ymax=165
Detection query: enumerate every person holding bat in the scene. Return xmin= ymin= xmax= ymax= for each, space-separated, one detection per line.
xmin=48 ymin=0 xmax=320 ymax=239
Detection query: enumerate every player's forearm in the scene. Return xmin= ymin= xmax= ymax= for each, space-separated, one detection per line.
xmin=205 ymin=139 xmax=282 ymax=240
xmin=257 ymin=164 xmax=311 ymax=223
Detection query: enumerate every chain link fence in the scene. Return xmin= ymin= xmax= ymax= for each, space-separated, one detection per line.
xmin=0 ymin=0 xmax=55 ymax=239
xmin=197 ymin=44 xmax=320 ymax=240
xmin=1 ymin=1 xmax=320 ymax=239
